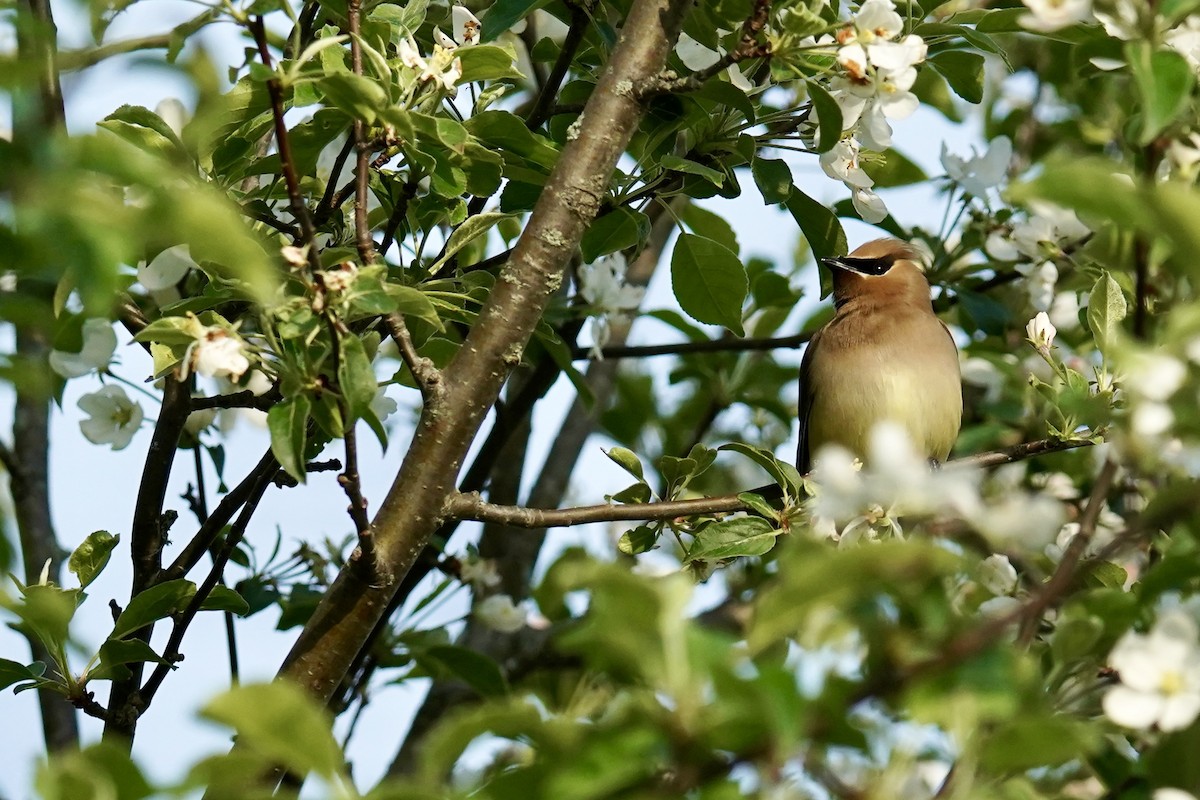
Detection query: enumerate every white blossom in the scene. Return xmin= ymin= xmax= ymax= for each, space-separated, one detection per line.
xmin=1133 ymin=402 xmax=1175 ymax=437
xmin=1026 ymin=311 xmax=1057 ymax=350
xmin=139 ymin=244 xmax=197 ymax=291
xmin=941 ymin=136 xmax=1012 ymax=197
xmin=1155 ymin=789 xmax=1200 ymax=800
xmin=1104 ymin=610 xmax=1200 ymax=731
xmin=399 ymin=36 xmax=427 ymax=70
xmin=78 ymin=386 xmax=144 ymax=451
xmin=961 ymin=357 xmax=1005 ymax=403
xmin=154 ymin=97 xmax=189 ymax=136
xmin=1167 ymin=17 xmax=1200 ymax=73
xmin=370 ymin=387 xmax=398 ymax=421
xmin=1127 ymin=353 xmax=1187 ymax=401
xmin=460 ymin=556 xmax=501 ymax=590
xmin=49 ymin=319 xmax=117 ymax=379
xmin=839 ymin=0 xmax=903 ymax=45
xmin=821 ymin=138 xmax=874 ymax=188
xmin=851 ymin=187 xmax=889 ymax=223
xmin=184 ymin=407 xmax=217 ymax=437
xmin=1020 ymin=0 xmax=1092 ymax=32
xmin=476 ymin=594 xmax=527 ymax=632
xmin=322 ymin=262 xmax=358 ymax=294
xmin=186 ymin=328 xmax=250 ymax=381
xmin=1011 ymin=204 xmax=1090 ymax=259
xmin=980 ymin=554 xmax=1018 ymax=595
xmin=452 ymin=6 xmax=481 ymax=46
xmin=579 ymin=253 xmax=645 ymax=359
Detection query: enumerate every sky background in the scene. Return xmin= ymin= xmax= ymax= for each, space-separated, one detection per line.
xmin=0 ymin=1 xmax=986 ymax=795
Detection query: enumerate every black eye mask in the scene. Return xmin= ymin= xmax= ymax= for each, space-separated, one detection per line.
xmin=820 ymin=255 xmax=895 ymax=276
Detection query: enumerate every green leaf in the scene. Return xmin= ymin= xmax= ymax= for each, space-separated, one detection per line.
xmin=1127 ymin=42 xmax=1194 ymax=145
xmin=738 ymin=492 xmax=779 ymax=520
xmin=199 ymin=585 xmax=251 ymax=615
xmin=681 ymin=204 xmax=738 ymax=255
xmin=466 ymin=110 xmax=559 ymax=169
xmin=429 ymin=212 xmax=516 ymax=272
xmin=618 ymin=525 xmax=660 ymax=555
xmin=930 ymin=50 xmax=985 ymax=104
xmin=68 ymin=530 xmax=119 ymax=589
xmin=752 ymin=156 xmax=793 ymax=205
xmin=268 ymin=395 xmax=311 ymax=483
xmin=686 ymin=516 xmax=779 ymax=563
xmin=1086 ymin=272 xmax=1127 ymax=355
xmin=1051 ymin=615 xmax=1104 ymax=663
xmin=720 ymin=442 xmax=804 ymax=497
xmin=0 ymin=658 xmax=46 ymax=691
xmin=98 ymin=105 xmax=188 ymax=163
xmin=337 ymin=334 xmax=377 ymax=423
xmin=387 ymin=284 xmax=443 ymax=329
xmin=417 ymin=645 xmax=508 ymax=697
xmin=6 ymin=583 xmax=83 ymax=658
xmin=481 ymin=0 xmax=549 ymax=41
xmin=604 ymin=447 xmax=645 ymax=481
xmin=580 ymin=208 xmax=650 ymax=263
xmin=91 ymin=638 xmax=171 ymax=681
xmin=661 ymin=154 xmax=725 ymax=185
xmin=784 ymin=185 xmax=848 ymax=262
xmin=806 ymin=80 xmax=843 ymax=153
xmin=201 ymin=682 xmax=344 ymax=780
xmin=318 ymin=73 xmax=388 ymax=123
xmin=862 ymin=149 xmax=927 ymax=188
xmin=111 ymin=580 xmax=196 ymax=640
xmin=457 ymin=43 xmax=523 ymax=83
xmin=670 ymin=234 xmax=748 ymax=335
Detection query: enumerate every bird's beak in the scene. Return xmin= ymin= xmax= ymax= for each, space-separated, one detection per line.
xmin=820 ymin=256 xmax=894 ymax=276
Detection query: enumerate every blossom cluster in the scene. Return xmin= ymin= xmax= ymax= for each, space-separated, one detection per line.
xmin=985 ymin=203 xmax=1090 ymax=312
xmin=1104 ymin=607 xmax=1200 ymax=733
xmin=398 ymin=6 xmax=481 ymax=95
xmin=817 ymin=0 xmax=929 ymax=222
xmin=577 ymin=253 xmax=646 ymax=359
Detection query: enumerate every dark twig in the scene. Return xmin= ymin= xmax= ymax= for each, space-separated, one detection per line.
xmin=636 ymin=0 xmax=771 ymax=98
xmin=384 ymin=312 xmax=442 ymax=403
xmin=339 ymin=427 xmax=374 ymax=566
xmin=271 ymin=458 xmax=343 ymax=488
xmin=139 ymin=465 xmax=276 ymax=707
xmin=189 ymin=448 xmax=240 ymax=683
xmin=526 ymin=1 xmax=591 ymax=129
xmin=248 ymin=15 xmax=322 ymax=273
xmin=379 ymin=175 xmax=420 ymax=257
xmin=312 ymin=134 xmax=356 ymax=227
xmin=572 ymin=331 xmax=812 ymax=361
xmin=190 ymin=388 xmax=279 ymax=411
xmin=444 ymin=436 xmax=1100 ymax=529
xmin=348 ymin=0 xmax=376 ymax=266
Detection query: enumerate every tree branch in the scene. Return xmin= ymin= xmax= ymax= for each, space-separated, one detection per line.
xmin=526 ymin=1 xmax=591 ymax=129
xmin=267 ymin=0 xmax=694 ymax=738
xmin=383 ymin=312 xmax=442 ymax=403
xmin=572 ymin=330 xmax=812 ymax=361
xmin=636 ymin=0 xmax=770 ymax=98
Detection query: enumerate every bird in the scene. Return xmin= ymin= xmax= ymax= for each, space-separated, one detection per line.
xmin=796 ymin=238 xmax=962 ymax=474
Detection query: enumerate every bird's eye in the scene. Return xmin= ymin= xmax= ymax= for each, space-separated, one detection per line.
xmin=823 ymin=256 xmax=894 ymax=276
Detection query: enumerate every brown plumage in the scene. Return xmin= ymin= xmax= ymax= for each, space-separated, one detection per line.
xmin=797 ymin=238 xmax=962 ymax=473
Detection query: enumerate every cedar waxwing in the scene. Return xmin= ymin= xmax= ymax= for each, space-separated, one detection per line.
xmin=797 ymin=238 xmax=962 ymax=473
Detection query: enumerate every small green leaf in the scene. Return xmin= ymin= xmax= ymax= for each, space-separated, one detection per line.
xmin=681 ymin=204 xmax=738 ymax=255
xmin=457 ymin=43 xmax=523 ymax=83
xmin=0 ymin=658 xmax=46 ymax=691
xmin=199 ymin=585 xmax=251 ymax=616
xmin=481 ymin=0 xmax=549 ymax=41
xmin=618 ymin=525 xmax=660 ymax=555
xmin=720 ymin=442 xmax=804 ymax=498
xmin=1127 ymin=42 xmax=1194 ymax=145
xmin=112 ymin=580 xmax=196 ymax=640
xmin=806 ymin=80 xmax=844 ymax=153
xmin=738 ymin=492 xmax=779 ymax=520
xmin=268 ymin=395 xmax=311 ymax=483
xmin=580 ymin=208 xmax=650 ymax=263
xmin=685 ymin=517 xmax=779 ymax=563
xmin=670 ymin=233 xmax=748 ymax=335
xmin=68 ymin=530 xmax=119 ymax=589
xmin=201 ymin=682 xmax=344 ymax=780
xmin=930 ymin=50 xmax=985 ymax=104
xmin=418 ymin=645 xmax=508 ymax=697
xmin=91 ymin=638 xmax=171 ymax=681
xmin=337 ymin=335 xmax=377 ymax=424
xmin=318 ymin=73 xmax=388 ymax=123
xmin=752 ymin=156 xmax=794 ymax=206
xmin=428 ymin=212 xmax=516 ymax=272
xmin=661 ymin=154 xmax=725 ymax=185
xmin=604 ymin=447 xmax=645 ymax=481
xmin=1086 ymin=272 xmax=1127 ymax=355
xmin=784 ymin=186 xmax=848 ymax=262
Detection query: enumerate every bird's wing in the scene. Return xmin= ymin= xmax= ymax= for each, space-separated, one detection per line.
xmin=796 ymin=327 xmax=823 ymax=474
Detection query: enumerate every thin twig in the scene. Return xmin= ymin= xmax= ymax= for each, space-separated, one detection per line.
xmin=572 ymin=331 xmax=812 ymax=361
xmin=383 ymin=312 xmax=442 ymax=402
xmin=379 ymin=175 xmax=420 ymax=257
xmin=339 ymin=426 xmax=374 ymax=567
xmin=139 ymin=466 xmax=276 ymax=707
xmin=191 ymin=388 xmax=279 ymax=411
xmin=248 ymin=16 xmax=322 ymax=273
xmin=348 ymin=0 xmax=376 ymax=266
xmin=526 ymin=1 xmax=591 ymax=129
xmin=636 ymin=0 xmax=771 ymax=98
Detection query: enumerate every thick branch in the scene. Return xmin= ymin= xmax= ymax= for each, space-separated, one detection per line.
xmin=270 ymin=0 xmax=693 ymax=720
xmin=443 ymin=436 xmax=1100 ymax=529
